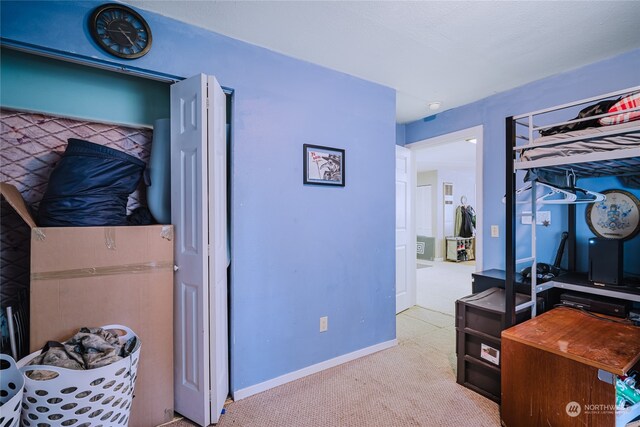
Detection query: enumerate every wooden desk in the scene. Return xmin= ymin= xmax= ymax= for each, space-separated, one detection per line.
xmin=501 ymin=307 xmax=640 ymax=427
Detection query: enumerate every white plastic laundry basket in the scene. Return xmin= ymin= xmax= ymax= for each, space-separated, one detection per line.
xmin=16 ymin=324 xmax=141 ymax=427
xmin=0 ymin=354 xmax=24 ymax=427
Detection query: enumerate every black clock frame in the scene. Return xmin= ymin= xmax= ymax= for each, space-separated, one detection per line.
xmin=89 ymin=3 xmax=152 ymax=59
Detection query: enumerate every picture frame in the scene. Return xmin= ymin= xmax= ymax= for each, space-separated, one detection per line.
xmin=585 ymin=189 xmax=640 ymax=240
xmin=303 ymin=144 xmax=345 ymax=186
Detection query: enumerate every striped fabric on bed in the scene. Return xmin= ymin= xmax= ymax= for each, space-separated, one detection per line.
xmin=600 ymin=92 xmax=640 ymax=125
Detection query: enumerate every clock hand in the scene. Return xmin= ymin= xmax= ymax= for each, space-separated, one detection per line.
xmin=119 ymin=28 xmax=136 ymax=46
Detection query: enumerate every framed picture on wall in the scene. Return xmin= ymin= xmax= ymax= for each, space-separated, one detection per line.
xmin=585 ymin=189 xmax=640 ymax=240
xmin=303 ymin=144 xmax=345 ymax=186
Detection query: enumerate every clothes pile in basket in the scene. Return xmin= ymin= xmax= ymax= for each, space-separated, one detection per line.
xmin=26 ymin=327 xmax=138 ymax=380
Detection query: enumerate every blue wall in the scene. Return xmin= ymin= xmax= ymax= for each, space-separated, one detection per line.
xmin=1 ymin=1 xmax=397 ymax=393
xmin=1 ymin=49 xmax=169 ymax=127
xmin=403 ymin=49 xmax=640 ymax=270
xmin=395 ymin=123 xmax=406 ymax=146
xmin=574 ymin=178 xmax=640 ymax=276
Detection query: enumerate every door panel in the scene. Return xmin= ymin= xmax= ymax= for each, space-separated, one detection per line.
xmin=396 ymin=146 xmax=415 ymax=313
xmin=207 ymin=75 xmax=229 ymax=424
xmin=171 ymin=74 xmax=210 ymax=426
xmin=172 ymin=74 xmax=229 ymax=426
xmin=396 ymin=246 xmax=407 ymax=294
xmin=396 ymin=181 xmax=407 ymax=229
xmin=180 ymin=149 xmax=199 ymax=253
xmin=181 ymin=282 xmax=199 ymax=389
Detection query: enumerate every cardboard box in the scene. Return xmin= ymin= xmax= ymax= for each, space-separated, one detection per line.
xmin=1 ymin=183 xmax=174 ymax=427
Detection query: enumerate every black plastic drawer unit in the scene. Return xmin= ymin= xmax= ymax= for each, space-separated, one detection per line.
xmin=459 ymin=356 xmax=501 ymax=402
xmin=455 ymin=287 xmax=543 ymax=403
xmin=471 ymin=269 xmax=530 ymax=295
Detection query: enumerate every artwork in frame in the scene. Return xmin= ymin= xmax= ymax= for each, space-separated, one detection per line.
xmin=303 ymin=144 xmax=345 ymax=186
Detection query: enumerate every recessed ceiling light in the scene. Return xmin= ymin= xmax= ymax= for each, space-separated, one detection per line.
xmin=428 ymin=101 xmax=441 ymax=111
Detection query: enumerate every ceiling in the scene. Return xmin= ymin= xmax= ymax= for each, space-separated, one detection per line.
xmin=125 ymin=1 xmax=640 ymax=124
xmin=414 ymin=139 xmax=476 ymax=172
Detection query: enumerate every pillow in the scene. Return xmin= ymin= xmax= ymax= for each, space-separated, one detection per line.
xmin=599 ymin=92 xmax=640 ymax=125
xmin=539 ymin=99 xmax=618 ymax=136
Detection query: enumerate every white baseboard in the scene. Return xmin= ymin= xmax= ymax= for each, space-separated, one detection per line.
xmin=434 ymin=257 xmax=444 ymax=262
xmin=232 ymin=338 xmax=397 ymax=401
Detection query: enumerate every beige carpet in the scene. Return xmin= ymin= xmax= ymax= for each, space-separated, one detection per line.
xmin=169 ymin=307 xmax=500 ymax=426
xmin=416 ymin=260 xmax=475 ymax=316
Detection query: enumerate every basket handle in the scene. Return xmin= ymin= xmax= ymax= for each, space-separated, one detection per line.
xmin=0 ymin=353 xmax=19 ymax=371
xmin=100 ymin=324 xmax=137 ymax=344
xmin=19 ymin=364 xmax=71 ymax=377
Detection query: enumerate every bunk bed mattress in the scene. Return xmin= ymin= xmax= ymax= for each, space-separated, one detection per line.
xmin=520 ymin=120 xmax=640 ymax=162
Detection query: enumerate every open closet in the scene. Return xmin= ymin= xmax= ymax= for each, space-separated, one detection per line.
xmin=1 ymin=49 xmax=231 ymax=426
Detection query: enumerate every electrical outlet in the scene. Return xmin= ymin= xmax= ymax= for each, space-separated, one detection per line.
xmin=491 ymin=225 xmax=499 ymax=238
xmin=320 ymin=316 xmax=328 ymax=332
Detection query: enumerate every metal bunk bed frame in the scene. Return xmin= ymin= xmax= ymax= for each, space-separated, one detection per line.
xmin=505 ymin=86 xmax=640 ymax=327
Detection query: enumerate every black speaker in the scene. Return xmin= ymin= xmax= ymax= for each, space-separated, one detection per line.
xmin=588 ymin=238 xmax=623 ymax=286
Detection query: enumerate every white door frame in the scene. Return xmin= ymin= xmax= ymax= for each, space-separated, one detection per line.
xmin=406 ymin=125 xmax=484 ymax=271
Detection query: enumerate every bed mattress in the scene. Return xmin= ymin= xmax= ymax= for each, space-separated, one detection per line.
xmin=520 ymin=120 xmax=640 ymax=162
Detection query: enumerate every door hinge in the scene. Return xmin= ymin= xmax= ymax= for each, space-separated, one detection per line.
xmin=206 ymin=97 xmax=210 ymax=109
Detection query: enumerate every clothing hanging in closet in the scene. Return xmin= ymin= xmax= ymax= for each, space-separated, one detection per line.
xmin=455 ymin=204 xmax=476 ymax=238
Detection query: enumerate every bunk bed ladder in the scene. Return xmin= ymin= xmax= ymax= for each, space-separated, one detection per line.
xmin=514 ymin=182 xmax=538 ymax=317
xmin=505 ymin=116 xmax=517 ymax=328
xmin=506 ymin=115 xmax=540 ymax=327
xmin=526 ymin=178 xmax=538 ymax=318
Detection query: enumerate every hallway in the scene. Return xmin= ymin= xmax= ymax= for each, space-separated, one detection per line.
xmin=416 ymin=260 xmax=475 ymax=316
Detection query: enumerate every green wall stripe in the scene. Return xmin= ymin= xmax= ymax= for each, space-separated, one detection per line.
xmin=1 ymin=49 xmax=169 ymax=127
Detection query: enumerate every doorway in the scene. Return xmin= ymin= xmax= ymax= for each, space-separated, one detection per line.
xmin=407 ymin=125 xmax=483 ymax=316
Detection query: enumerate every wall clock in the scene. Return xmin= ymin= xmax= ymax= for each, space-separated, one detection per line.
xmin=585 ymin=189 xmax=640 ymax=240
xmin=89 ymin=3 xmax=152 ymax=59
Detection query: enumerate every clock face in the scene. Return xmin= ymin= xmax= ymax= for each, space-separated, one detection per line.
xmin=90 ymin=4 xmax=152 ymax=59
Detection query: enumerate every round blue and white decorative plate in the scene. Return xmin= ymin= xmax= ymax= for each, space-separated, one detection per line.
xmin=586 ymin=189 xmax=640 ymax=240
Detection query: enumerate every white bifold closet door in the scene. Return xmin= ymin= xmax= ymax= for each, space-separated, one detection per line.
xmin=171 ymin=74 xmax=228 ymax=426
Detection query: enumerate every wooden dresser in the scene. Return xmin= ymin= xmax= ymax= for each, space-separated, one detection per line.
xmin=501 ymin=307 xmax=640 ymax=427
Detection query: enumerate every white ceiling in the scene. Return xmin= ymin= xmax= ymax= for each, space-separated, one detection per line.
xmin=125 ymin=1 xmax=640 ymax=124
xmin=414 ymin=139 xmax=476 ymax=172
